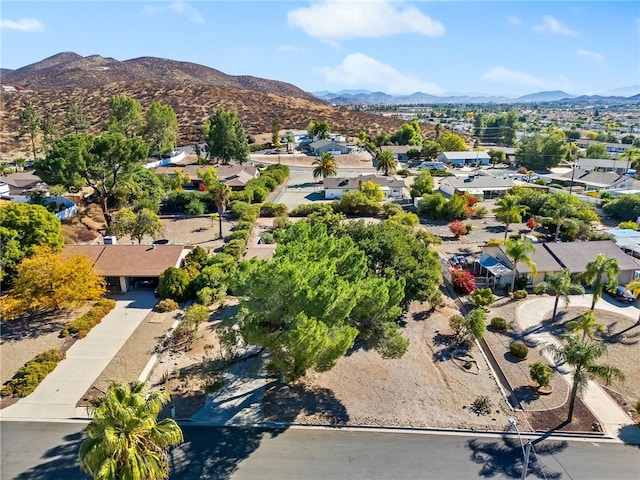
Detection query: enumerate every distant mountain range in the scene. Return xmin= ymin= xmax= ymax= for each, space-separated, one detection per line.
xmin=312 ymin=87 xmax=640 ymax=105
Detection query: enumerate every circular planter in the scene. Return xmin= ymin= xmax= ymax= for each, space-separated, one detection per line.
xmin=538 ymin=385 xmax=553 ymax=395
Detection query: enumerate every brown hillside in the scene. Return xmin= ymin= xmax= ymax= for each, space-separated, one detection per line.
xmin=1 ymin=83 xmax=414 ymax=160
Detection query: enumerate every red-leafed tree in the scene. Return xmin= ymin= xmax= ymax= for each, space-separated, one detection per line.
xmin=451 ymin=268 xmax=476 ymax=294
xmin=526 ymin=217 xmax=538 ymax=230
xmin=449 ymin=220 xmax=468 ymax=237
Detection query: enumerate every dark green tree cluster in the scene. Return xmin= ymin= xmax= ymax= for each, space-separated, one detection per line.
xmin=516 ymin=131 xmax=568 ymax=171
xmin=390 ymin=121 xmax=423 ymax=146
xmin=603 ymin=194 xmax=640 ymax=222
xmin=232 ymin=221 xmax=409 ymax=380
xmin=417 ymin=193 xmax=470 ymax=221
xmin=202 ymin=107 xmax=249 ymax=165
xmin=473 ymin=111 xmax=518 ymax=146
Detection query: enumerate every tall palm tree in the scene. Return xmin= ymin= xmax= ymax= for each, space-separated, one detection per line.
xmin=493 ymin=194 xmax=527 ymax=239
xmin=581 ymin=254 xmax=620 ymax=310
xmin=209 ymin=180 xmax=231 ymax=239
xmin=79 ymin=381 xmax=183 ymax=480
xmin=541 ymin=193 xmax=577 ymax=242
xmin=534 ymin=269 xmax=584 ymax=322
xmin=504 ymin=238 xmax=537 ymax=292
xmin=375 ymin=149 xmax=398 ymax=176
xmin=543 ymin=333 xmax=624 ymax=421
xmin=312 ymin=152 xmax=338 ymax=181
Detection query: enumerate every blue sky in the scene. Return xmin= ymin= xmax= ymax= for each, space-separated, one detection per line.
xmin=1 ymin=1 xmax=639 ymax=97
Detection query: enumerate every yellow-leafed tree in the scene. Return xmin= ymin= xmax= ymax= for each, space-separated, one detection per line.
xmin=1 ymin=246 xmax=105 ymax=319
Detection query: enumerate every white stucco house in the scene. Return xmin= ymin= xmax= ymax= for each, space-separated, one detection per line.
xmin=323 ymin=174 xmax=407 ymax=200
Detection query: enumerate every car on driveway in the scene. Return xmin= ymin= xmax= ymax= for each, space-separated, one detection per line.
xmin=607 ymin=286 xmax=635 ymax=303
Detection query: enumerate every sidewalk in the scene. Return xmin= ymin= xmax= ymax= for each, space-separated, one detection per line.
xmin=516 ymin=295 xmax=639 ymax=441
xmin=0 ymin=292 xmax=156 ymax=420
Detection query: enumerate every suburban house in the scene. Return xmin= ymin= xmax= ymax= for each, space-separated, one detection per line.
xmin=64 ymin=244 xmax=189 ymax=293
xmin=153 ymin=164 xmax=259 ymax=191
xmin=543 ymin=168 xmax=640 ymax=192
xmin=0 ymin=171 xmax=44 ymax=196
xmin=439 ymin=175 xmax=516 ymax=200
xmin=383 ymin=145 xmax=419 ymax=162
xmin=308 ymin=139 xmax=350 ymax=156
xmin=605 ymin=229 xmax=640 ymax=259
xmin=438 ymin=151 xmax=491 ymax=166
xmin=323 ymin=174 xmax=407 ymax=200
xmin=575 ymin=158 xmax=634 ymax=174
xmin=478 ymin=240 xmax=640 ymax=289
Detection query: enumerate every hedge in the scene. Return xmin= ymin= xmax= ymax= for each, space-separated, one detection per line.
xmin=60 ymin=298 xmax=116 ymax=338
xmin=1 ymin=349 xmax=65 ymax=397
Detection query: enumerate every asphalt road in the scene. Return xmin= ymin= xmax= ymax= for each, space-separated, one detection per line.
xmin=2 ymin=422 xmax=639 ymax=480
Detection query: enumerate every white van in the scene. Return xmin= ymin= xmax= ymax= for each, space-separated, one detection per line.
xmin=419 ymin=161 xmax=446 ymax=170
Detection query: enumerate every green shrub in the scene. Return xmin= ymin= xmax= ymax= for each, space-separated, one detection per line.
xmin=397 ymin=169 xmax=411 ymax=177
xmin=251 ymin=186 xmax=269 ymax=203
xmin=157 ymin=267 xmax=191 ymax=301
xmin=239 ymin=206 xmax=260 ymax=223
xmin=382 ymin=203 xmax=404 ymax=218
xmin=260 ymin=202 xmax=288 ymax=217
xmin=229 ymin=229 xmax=250 ymax=242
xmin=184 ymin=246 xmax=208 ymax=269
xmin=290 ymin=203 xmax=334 ymax=217
xmin=529 ymin=361 xmax=552 ymax=388
xmin=509 ymin=341 xmax=529 ymax=359
xmin=1 ymin=349 xmax=65 ymax=397
xmin=490 ymin=317 xmax=507 ymax=331
xmin=156 ymin=298 xmax=178 ymax=312
xmin=196 ymin=286 xmax=225 ymax=306
xmin=472 ymin=205 xmax=488 ymax=218
xmin=471 ymin=288 xmax=494 ymax=308
xmin=229 ymin=200 xmax=252 ymax=219
xmin=185 ymin=198 xmax=206 ymax=215
xmin=273 ymin=215 xmax=288 ymax=229
xmin=60 ymin=299 xmax=116 ymax=338
xmin=223 ymin=239 xmax=246 ymax=259
xmin=512 ymin=289 xmax=528 ymax=300
xmin=229 ymin=190 xmax=252 ymax=203
xmin=260 ymin=232 xmax=276 ymax=244
xmin=618 ymin=221 xmax=639 ymax=231
xmin=260 ymin=175 xmax=278 ymax=191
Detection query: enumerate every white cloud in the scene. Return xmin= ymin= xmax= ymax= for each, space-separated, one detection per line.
xmin=277 ymin=45 xmax=306 ymax=53
xmin=288 ymin=1 xmax=444 ymax=41
xmin=506 ymin=15 xmax=521 ymax=26
xmin=0 ymin=18 xmax=43 ymax=31
xmin=533 ymin=15 xmax=578 ymax=36
xmin=577 ymin=49 xmax=605 ymax=65
xmin=141 ymin=2 xmax=204 ymax=24
xmin=481 ymin=66 xmax=574 ymax=92
xmin=316 ymin=53 xmax=443 ymax=95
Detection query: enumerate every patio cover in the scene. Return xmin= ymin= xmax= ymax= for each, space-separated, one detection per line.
xmin=476 ymin=253 xmax=511 ymax=277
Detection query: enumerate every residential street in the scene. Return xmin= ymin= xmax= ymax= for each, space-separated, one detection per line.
xmin=2 ymin=422 xmax=639 ymax=480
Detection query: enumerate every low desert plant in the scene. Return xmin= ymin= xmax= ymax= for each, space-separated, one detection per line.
xmin=471 ymin=205 xmax=488 ymax=218
xmin=512 ymin=289 xmax=528 ymax=300
xmin=471 ymin=395 xmax=492 ymax=415
xmin=529 ymin=361 xmax=552 ymax=388
xmin=618 ymin=221 xmax=639 ymax=231
xmin=1 ymin=349 xmax=65 ymax=397
xmin=510 ymin=341 xmax=529 ymax=359
xmin=156 ymin=298 xmax=179 ymax=312
xmin=490 ymin=317 xmax=508 ymax=331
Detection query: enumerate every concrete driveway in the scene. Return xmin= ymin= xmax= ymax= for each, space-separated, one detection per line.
xmin=0 ymin=291 xmax=157 ymax=421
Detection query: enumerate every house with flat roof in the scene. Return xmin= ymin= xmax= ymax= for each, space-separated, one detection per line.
xmin=308 ymin=139 xmax=350 ymax=156
xmin=64 ymin=244 xmax=189 ymax=293
xmin=438 ymin=151 xmax=490 ymax=166
xmin=543 ymin=168 xmax=640 ymax=191
xmin=153 ymin=164 xmax=259 ymax=191
xmin=439 ymin=175 xmax=516 ymax=200
xmin=323 ymin=174 xmax=406 ymax=200
xmin=383 ymin=145 xmax=420 ymax=162
xmin=575 ymin=158 xmax=633 ymax=174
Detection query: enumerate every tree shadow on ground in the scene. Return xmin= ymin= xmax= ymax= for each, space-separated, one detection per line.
xmin=263 ymin=380 xmax=349 ymax=425
xmin=14 ymin=431 xmax=87 ymax=480
xmin=304 ymin=192 xmax=324 ymax=201
xmin=617 ymin=424 xmax=640 ymax=447
xmin=467 ymin=432 xmax=567 ymax=479
xmin=600 ymin=321 xmax=640 ymax=346
xmin=0 ymin=311 xmax=70 ymax=342
xmin=169 ymin=425 xmax=286 ymax=480
xmin=513 ymin=385 xmax=540 ymax=405
xmin=432 ymin=331 xmax=470 ymax=362
xmin=483 ymin=225 xmax=506 ymax=234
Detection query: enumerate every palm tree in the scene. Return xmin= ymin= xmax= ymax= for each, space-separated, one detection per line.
xmin=375 ymin=149 xmax=397 ymax=176
xmin=209 ymin=180 xmax=231 ymax=239
xmin=619 ymin=148 xmax=640 ymax=172
xmin=543 ymin=333 xmax=624 ymax=422
xmin=493 ymin=194 xmax=527 ymax=239
xmin=312 ymin=152 xmax=337 ymax=181
xmin=504 ymin=238 xmax=537 ymax=293
xmin=566 ymin=310 xmax=605 ymax=341
xmin=79 ymin=381 xmax=183 ymax=480
xmin=534 ymin=269 xmax=584 ymax=322
xmin=541 ymin=193 xmax=577 ymax=242
xmin=581 ymin=254 xmax=620 ymax=310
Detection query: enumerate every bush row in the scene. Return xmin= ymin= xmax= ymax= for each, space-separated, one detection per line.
xmin=1 ymin=349 xmax=65 ymax=397
xmin=228 ymin=164 xmax=289 ymax=204
xmin=223 ymin=206 xmax=261 ymax=259
xmin=60 ymin=298 xmax=116 ymax=338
